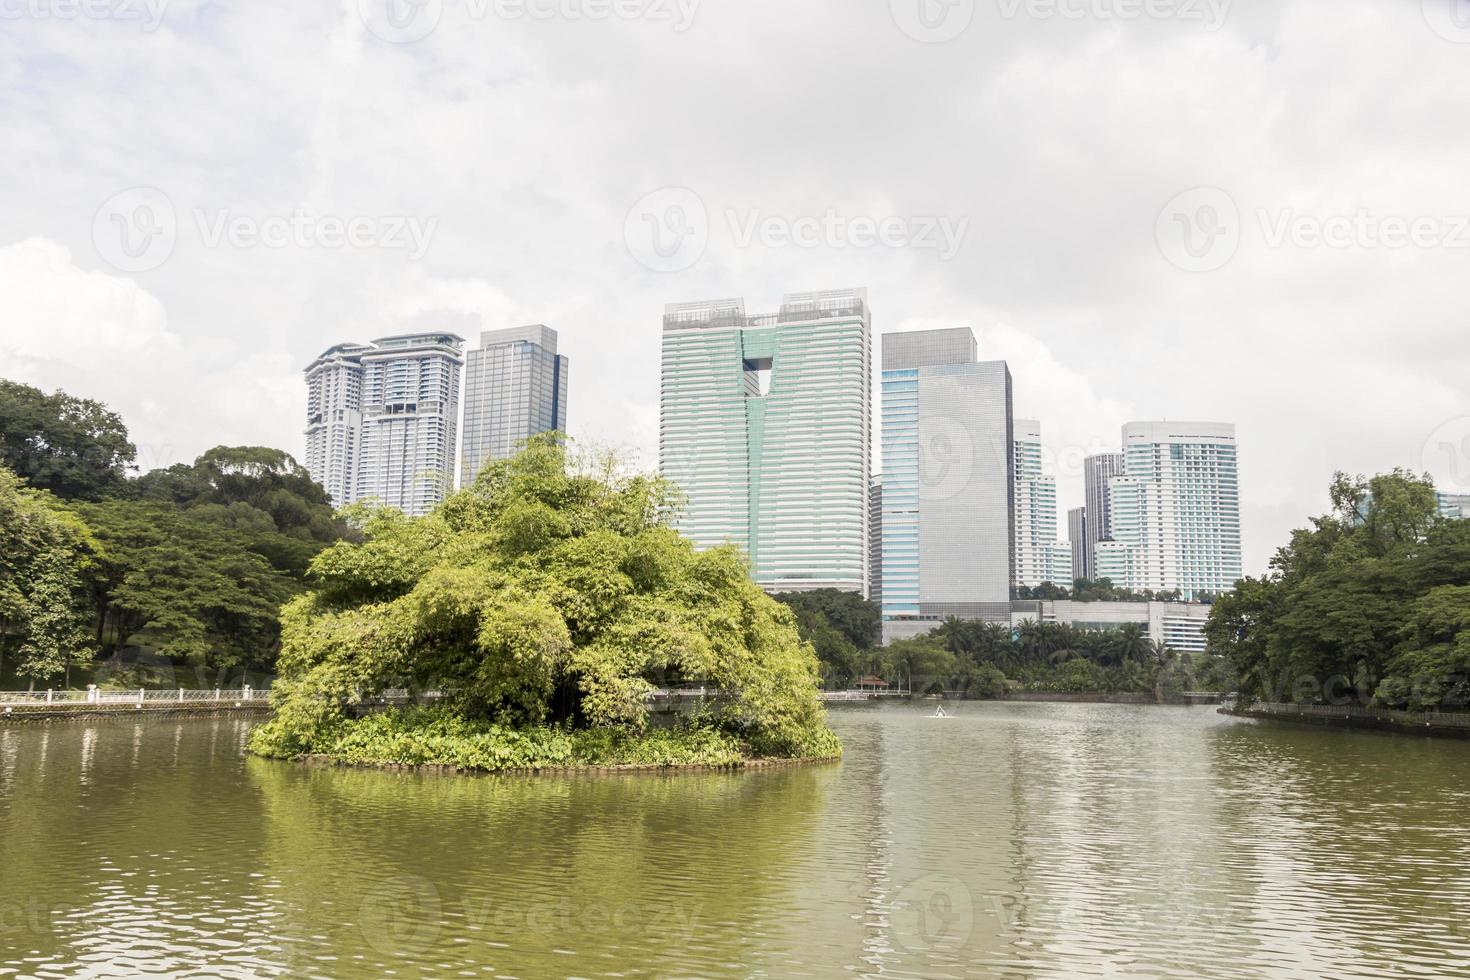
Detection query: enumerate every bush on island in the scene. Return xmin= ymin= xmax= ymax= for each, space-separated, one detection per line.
xmin=247 ymin=436 xmax=840 ymax=771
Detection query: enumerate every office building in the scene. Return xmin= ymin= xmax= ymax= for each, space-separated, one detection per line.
xmin=1438 ymin=491 xmax=1470 ymax=520
xmin=1010 ymin=598 xmax=1211 ymax=653
xmin=1094 ymin=421 xmax=1242 ymax=600
xmin=659 ymin=289 xmax=871 ymax=593
xmin=1081 ymin=452 xmax=1124 ymax=579
xmin=1012 ymin=419 xmax=1071 ymax=588
xmin=1067 ymin=506 xmax=1087 ymax=585
xmin=356 ymin=333 xmax=465 ymax=518
xmin=460 ymin=325 xmax=569 ymax=486
xmin=880 ymin=327 xmax=1012 ymax=643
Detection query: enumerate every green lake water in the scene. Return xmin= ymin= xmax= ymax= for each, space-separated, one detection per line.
xmin=2 ymin=703 xmax=1468 ymax=978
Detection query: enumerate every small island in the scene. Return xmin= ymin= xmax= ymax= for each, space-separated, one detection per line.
xmin=247 ymin=437 xmax=841 ymax=774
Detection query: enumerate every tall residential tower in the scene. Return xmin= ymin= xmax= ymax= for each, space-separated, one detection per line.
xmin=356 ymin=333 xmax=465 ymax=517
xmin=303 ymin=343 xmax=371 ymax=507
xmin=659 ymin=289 xmax=871 ymax=593
xmin=1012 ymin=419 xmax=1070 ymax=588
xmin=1095 ymin=421 xmax=1242 ymax=599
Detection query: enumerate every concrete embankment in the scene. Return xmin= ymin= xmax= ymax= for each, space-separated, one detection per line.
xmin=1224 ymin=702 xmax=1470 ymax=739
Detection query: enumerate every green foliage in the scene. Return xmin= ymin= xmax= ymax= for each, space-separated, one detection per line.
xmin=270 ymin=706 xmax=832 ymax=771
xmin=0 ymin=380 xmax=136 ymax=500
xmin=0 ymin=467 xmax=96 ymax=682
xmin=136 ymin=445 xmax=348 ymax=576
xmin=1013 ymin=578 xmax=1194 ymax=603
xmin=73 ymin=499 xmax=298 ymax=669
xmin=249 ymin=437 xmax=839 ymax=765
xmin=892 ymin=617 xmax=1234 ymax=697
xmin=1207 ymin=469 xmax=1470 ymax=710
xmin=772 ymin=589 xmax=880 ymax=687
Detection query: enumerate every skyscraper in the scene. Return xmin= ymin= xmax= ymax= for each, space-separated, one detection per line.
xmin=1082 ymin=451 xmax=1124 ymax=579
xmin=659 ymin=289 xmax=871 ymax=593
xmin=868 ymin=475 xmax=883 ymax=606
xmin=356 ymin=333 xmax=465 ymax=518
xmin=303 ymin=342 xmax=371 ymax=507
xmin=1012 ymin=419 xmax=1069 ymax=588
xmin=1067 ymin=506 xmax=1087 ymax=585
xmin=1095 ymin=421 xmax=1242 ymax=599
xmin=460 ymin=325 xmax=569 ymax=486
xmin=880 ymin=327 xmax=1012 ymax=643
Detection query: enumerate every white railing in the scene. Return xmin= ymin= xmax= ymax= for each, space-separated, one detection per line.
xmin=0 ymin=687 xmax=271 ymax=708
xmin=1246 ymin=701 xmax=1470 ymax=729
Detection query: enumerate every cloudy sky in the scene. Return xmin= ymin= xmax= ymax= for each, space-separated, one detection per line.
xmin=3 ymin=0 xmax=1470 ymax=574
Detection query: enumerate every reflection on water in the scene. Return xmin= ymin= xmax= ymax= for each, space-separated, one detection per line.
xmin=2 ymin=704 xmax=1469 ymax=978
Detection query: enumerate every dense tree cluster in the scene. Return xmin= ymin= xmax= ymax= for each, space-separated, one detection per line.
xmin=1012 ymin=579 xmax=1207 ymax=603
xmin=769 ymin=589 xmax=1232 ymax=697
xmin=248 ymin=437 xmax=838 ymax=764
xmin=1206 ymin=470 xmax=1470 ymax=711
xmin=0 ymin=380 xmax=346 ymax=686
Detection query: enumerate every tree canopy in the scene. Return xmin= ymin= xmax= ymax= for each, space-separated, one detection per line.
xmin=0 ymin=380 xmax=136 ymax=500
xmin=248 ymin=437 xmax=838 ymax=763
xmin=0 ymin=468 xmax=96 ymax=683
xmin=1206 ymin=469 xmax=1470 ymax=710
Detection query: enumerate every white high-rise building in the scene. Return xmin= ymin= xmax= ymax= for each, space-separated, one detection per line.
xmin=660 ymin=289 xmax=871 ymax=594
xmin=881 ymin=327 xmax=1012 ymax=643
xmin=1096 ymin=421 xmax=1242 ymax=599
xmin=303 ymin=343 xmax=371 ymax=507
xmin=460 ymin=325 xmax=569 ymax=487
xmin=1012 ymin=419 xmax=1070 ymax=588
xmin=356 ymin=333 xmax=465 ymax=518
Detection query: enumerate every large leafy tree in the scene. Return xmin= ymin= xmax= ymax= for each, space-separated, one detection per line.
xmin=0 ymin=467 xmax=97 ymax=685
xmin=136 ymin=446 xmax=347 ymax=575
xmin=0 ymin=380 xmax=137 ymax=500
xmin=772 ymin=589 xmax=880 ymax=687
xmin=250 ymin=438 xmax=835 ymax=760
xmin=73 ymin=500 xmax=297 ymax=670
xmin=1207 ymin=469 xmax=1470 ymax=709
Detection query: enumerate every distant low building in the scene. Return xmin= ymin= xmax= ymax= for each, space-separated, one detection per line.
xmin=1010 ymin=599 xmax=1212 ymax=653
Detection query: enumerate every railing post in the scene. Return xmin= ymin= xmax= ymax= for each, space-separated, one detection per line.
xmin=137 ymin=688 xmax=144 ymax=707
xmin=178 ymin=688 xmax=185 ymax=703
xmin=46 ymin=689 xmax=53 ymax=704
xmin=244 ymin=685 xmax=253 ymax=703
xmin=215 ymin=688 xmax=221 ymax=702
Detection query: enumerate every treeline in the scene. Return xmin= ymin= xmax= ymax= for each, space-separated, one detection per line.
xmin=0 ymin=380 xmax=347 ymax=687
xmin=773 ymin=589 xmax=1231 ymax=696
xmin=1013 ymin=579 xmax=1216 ymax=604
xmin=1206 ymin=470 xmax=1470 ymax=711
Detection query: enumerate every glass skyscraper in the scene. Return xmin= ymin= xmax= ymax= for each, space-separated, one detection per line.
xmin=1095 ymin=421 xmax=1242 ymax=599
xmin=659 ymin=289 xmax=871 ymax=594
xmin=880 ymin=328 xmax=1012 ymax=643
xmin=460 ymin=325 xmax=569 ymax=487
xmin=1081 ymin=451 xmax=1124 ymax=580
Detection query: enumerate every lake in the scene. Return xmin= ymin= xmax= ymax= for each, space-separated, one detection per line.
xmin=2 ymin=702 xmax=1468 ymax=978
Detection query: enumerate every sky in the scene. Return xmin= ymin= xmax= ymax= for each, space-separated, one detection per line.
xmin=3 ymin=0 xmax=1470 ymax=576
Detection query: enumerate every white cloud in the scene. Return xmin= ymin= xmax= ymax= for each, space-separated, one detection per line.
xmin=3 ymin=0 xmax=1470 ymax=575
